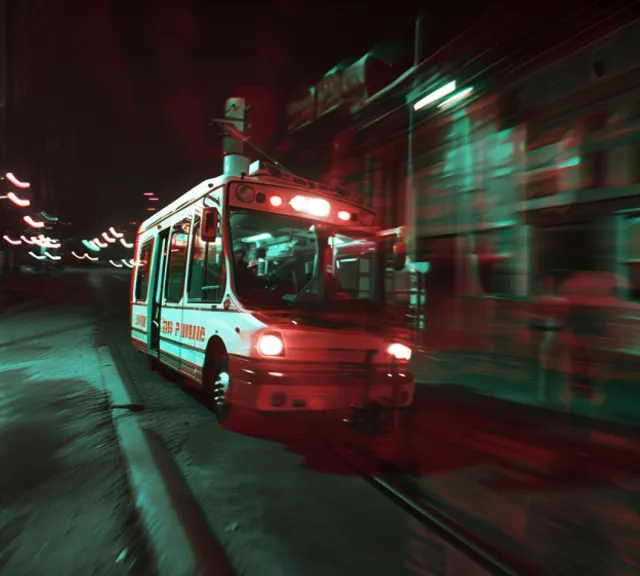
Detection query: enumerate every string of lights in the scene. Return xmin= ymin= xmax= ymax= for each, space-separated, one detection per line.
xmin=0 ymin=170 xmax=142 ymax=269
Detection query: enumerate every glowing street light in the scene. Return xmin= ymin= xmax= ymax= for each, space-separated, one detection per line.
xmin=437 ymin=87 xmax=474 ymax=109
xmin=0 ymin=191 xmax=31 ymax=207
xmin=2 ymin=234 xmax=21 ymax=245
xmin=23 ymin=215 xmax=45 ymax=228
xmin=6 ymin=172 xmax=30 ymax=189
xmin=82 ymin=239 xmax=100 ymax=252
xmin=413 ymin=81 xmax=457 ymax=111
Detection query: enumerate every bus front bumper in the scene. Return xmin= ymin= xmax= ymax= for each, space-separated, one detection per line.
xmin=228 ymin=355 xmax=415 ymax=412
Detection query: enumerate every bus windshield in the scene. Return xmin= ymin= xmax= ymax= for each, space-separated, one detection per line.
xmin=228 ymin=208 xmax=383 ymax=311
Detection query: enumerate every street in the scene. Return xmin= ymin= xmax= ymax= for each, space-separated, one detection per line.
xmin=0 ymin=274 xmax=150 ymax=576
xmin=1 ymin=270 xmax=639 ymax=575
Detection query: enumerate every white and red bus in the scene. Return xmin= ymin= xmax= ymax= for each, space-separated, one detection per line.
xmin=130 ymin=158 xmax=414 ymax=421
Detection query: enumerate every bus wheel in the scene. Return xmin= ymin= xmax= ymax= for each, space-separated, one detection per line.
xmin=206 ymin=358 xmax=231 ymax=421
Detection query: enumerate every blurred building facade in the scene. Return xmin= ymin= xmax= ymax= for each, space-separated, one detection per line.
xmin=277 ymin=7 xmax=639 ymax=268
xmin=276 ymin=9 xmax=640 ymax=423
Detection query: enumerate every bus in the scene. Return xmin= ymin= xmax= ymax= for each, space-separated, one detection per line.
xmin=130 ymin=156 xmax=415 ymax=423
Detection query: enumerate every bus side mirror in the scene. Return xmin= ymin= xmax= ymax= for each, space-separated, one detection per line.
xmin=393 ymin=240 xmax=407 ymax=271
xmin=201 ymin=208 xmax=219 ymax=242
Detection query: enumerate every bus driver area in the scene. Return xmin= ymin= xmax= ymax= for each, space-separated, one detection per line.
xmin=226 ymin=209 xmax=414 ymax=414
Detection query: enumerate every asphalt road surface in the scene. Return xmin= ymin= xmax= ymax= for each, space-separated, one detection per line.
xmin=91 ymin=270 xmax=495 ymax=576
xmin=0 ymin=273 xmax=151 ymax=576
xmin=97 ymin=269 xmax=640 ymax=576
xmin=3 ymin=268 xmax=640 ymax=575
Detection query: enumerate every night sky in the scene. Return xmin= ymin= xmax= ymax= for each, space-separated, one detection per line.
xmin=15 ymin=0 xmax=514 ymax=236
xmin=13 ymin=0 xmax=612 ymax=237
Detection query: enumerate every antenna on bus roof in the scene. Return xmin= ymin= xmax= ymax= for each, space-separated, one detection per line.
xmin=211 ymin=97 xmax=291 ymax=175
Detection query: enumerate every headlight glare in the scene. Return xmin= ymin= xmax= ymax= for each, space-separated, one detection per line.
xmin=387 ymin=343 xmax=411 ymax=361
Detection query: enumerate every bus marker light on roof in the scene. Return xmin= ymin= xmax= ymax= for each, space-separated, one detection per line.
xmin=235 ymin=184 xmax=256 ymax=203
xmin=337 ymin=210 xmax=351 ymax=221
xmin=269 ymin=195 xmax=283 ymax=207
xmin=290 ymin=195 xmax=330 ymax=217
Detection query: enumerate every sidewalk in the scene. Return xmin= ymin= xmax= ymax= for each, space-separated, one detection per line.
xmin=0 ymin=272 xmax=54 ymax=318
xmin=0 ymin=280 xmax=150 ymax=575
xmin=410 ymin=350 xmax=640 ymax=451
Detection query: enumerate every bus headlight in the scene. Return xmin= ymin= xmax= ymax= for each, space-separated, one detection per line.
xmin=257 ymin=334 xmax=284 ymax=357
xmin=387 ymin=343 xmax=412 ymax=361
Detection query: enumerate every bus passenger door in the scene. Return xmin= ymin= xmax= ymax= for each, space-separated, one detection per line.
xmin=149 ymin=228 xmax=170 ymax=356
xmin=181 ymin=211 xmax=225 ymax=383
xmin=157 ymin=219 xmax=190 ymax=371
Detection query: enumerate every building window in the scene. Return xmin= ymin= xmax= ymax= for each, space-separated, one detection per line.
xmin=134 ymin=239 xmax=154 ymax=302
xmin=475 ymin=227 xmax=516 ymax=296
xmin=187 ymin=214 xmax=225 ymax=303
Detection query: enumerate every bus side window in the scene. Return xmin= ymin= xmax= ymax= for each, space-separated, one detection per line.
xmin=336 ymin=255 xmax=373 ymax=299
xmin=134 ymin=239 xmax=153 ymax=302
xmin=188 ymin=214 xmax=224 ymax=303
xmin=165 ymin=222 xmax=189 ymax=303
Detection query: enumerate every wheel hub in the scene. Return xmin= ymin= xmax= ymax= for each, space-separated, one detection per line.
xmin=213 ymin=370 xmax=230 ymax=409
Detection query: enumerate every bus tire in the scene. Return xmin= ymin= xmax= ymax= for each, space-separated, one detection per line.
xmin=204 ymin=355 xmax=232 ymax=422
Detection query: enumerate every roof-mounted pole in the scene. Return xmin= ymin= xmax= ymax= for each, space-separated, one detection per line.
xmin=222 ymin=97 xmax=250 ymax=177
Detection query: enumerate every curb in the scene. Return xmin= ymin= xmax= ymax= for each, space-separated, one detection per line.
xmin=97 ymin=345 xmax=234 ymax=576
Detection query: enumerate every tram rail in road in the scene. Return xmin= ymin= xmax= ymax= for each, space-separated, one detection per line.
xmin=329 ymin=440 xmax=537 ymax=576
